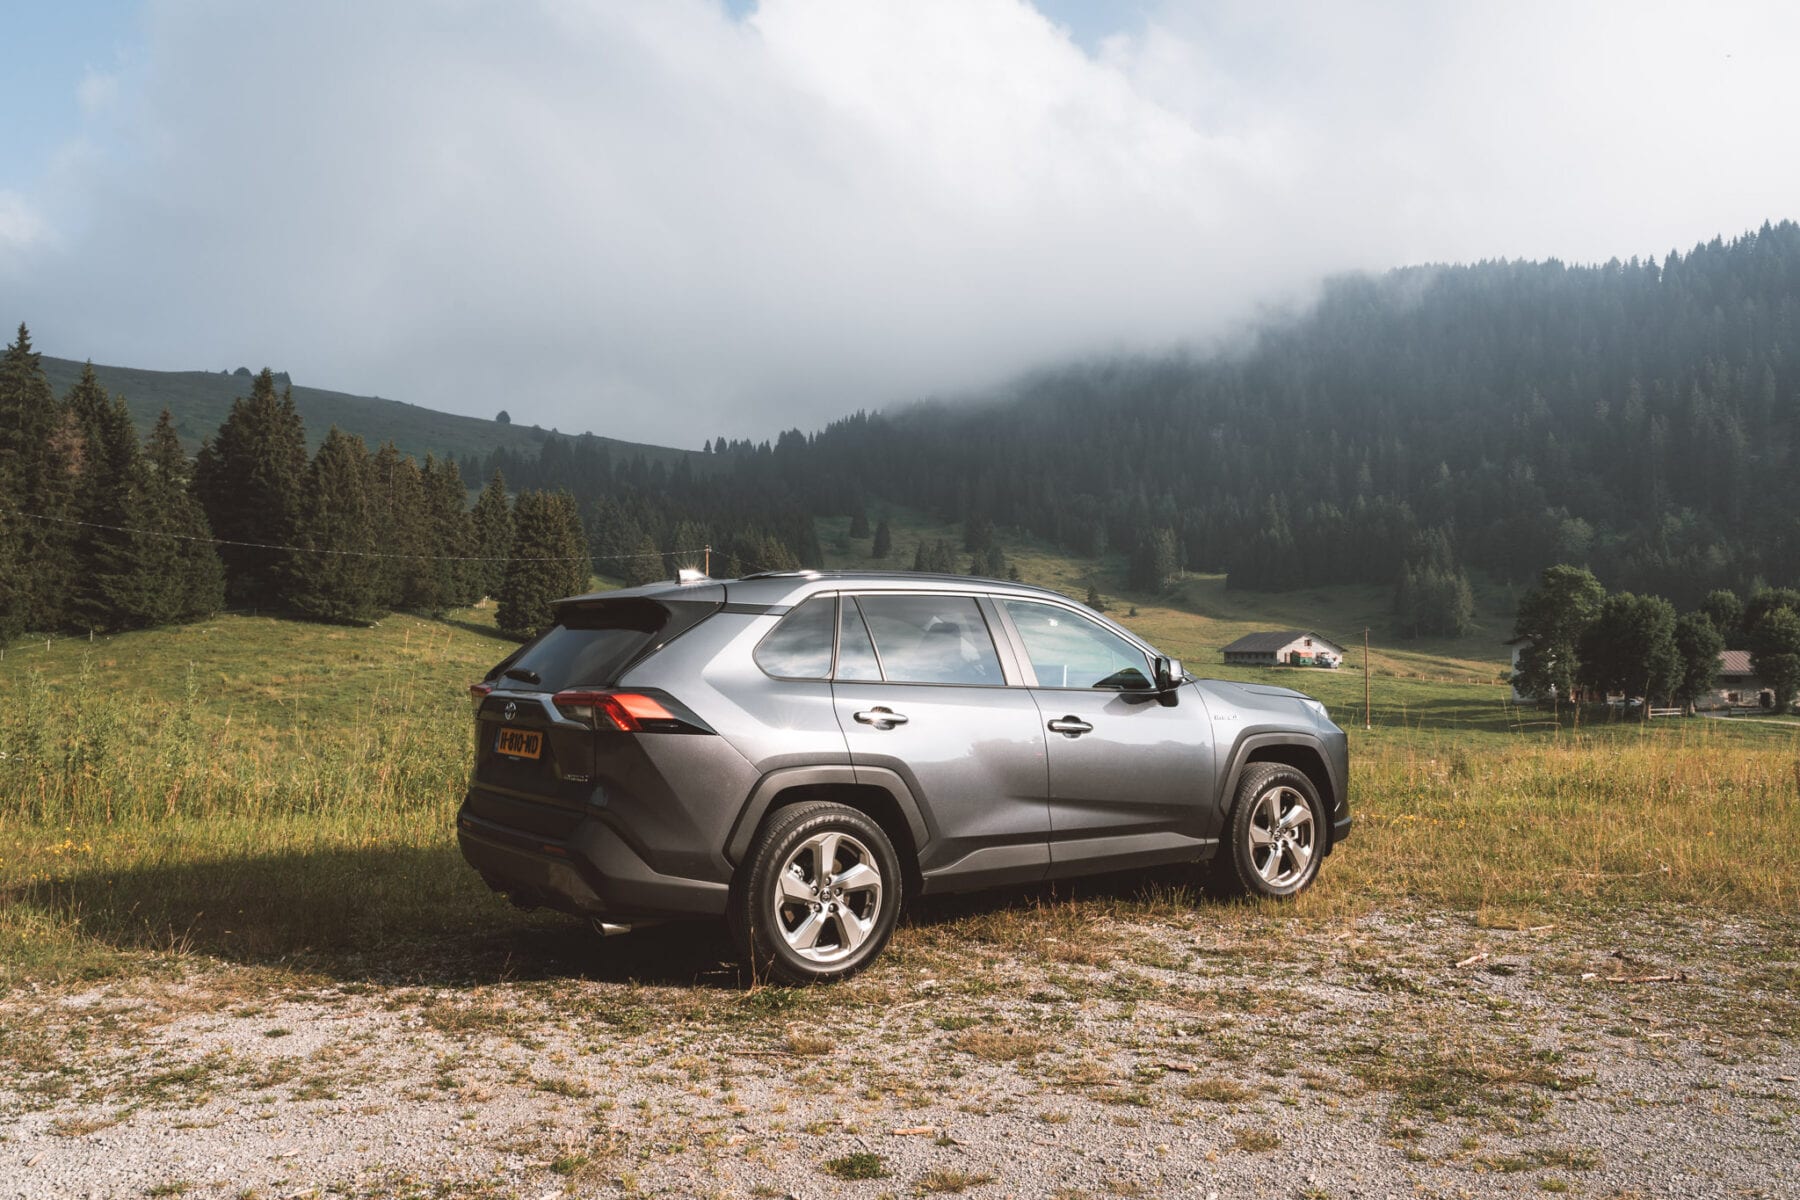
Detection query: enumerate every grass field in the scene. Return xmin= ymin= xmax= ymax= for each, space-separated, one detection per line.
xmin=2 ymin=524 xmax=1797 ymax=990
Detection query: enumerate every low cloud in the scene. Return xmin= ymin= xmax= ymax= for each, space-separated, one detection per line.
xmin=4 ymin=0 xmax=1797 ymax=444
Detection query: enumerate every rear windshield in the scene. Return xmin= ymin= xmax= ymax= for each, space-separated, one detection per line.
xmin=489 ymin=599 xmax=711 ymax=691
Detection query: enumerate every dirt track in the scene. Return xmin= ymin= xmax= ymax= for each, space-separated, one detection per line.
xmin=5 ymin=901 xmax=1798 ymax=1199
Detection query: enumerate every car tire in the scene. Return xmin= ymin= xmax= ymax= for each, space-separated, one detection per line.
xmin=729 ymin=802 xmax=903 ymax=985
xmin=1208 ymin=762 xmax=1326 ymax=899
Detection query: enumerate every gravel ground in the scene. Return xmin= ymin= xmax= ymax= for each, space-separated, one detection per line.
xmin=3 ymin=901 xmax=1797 ymax=1200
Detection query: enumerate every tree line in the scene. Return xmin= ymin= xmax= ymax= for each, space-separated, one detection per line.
xmin=463 ymin=429 xmax=825 ymax=586
xmin=1510 ymin=564 xmax=1800 ymax=713
xmin=0 ymin=325 xmax=595 ymax=644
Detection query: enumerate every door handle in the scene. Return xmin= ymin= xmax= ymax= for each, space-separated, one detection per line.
xmin=854 ymin=707 xmax=909 ymax=729
xmin=1047 ymin=716 xmax=1093 ymax=737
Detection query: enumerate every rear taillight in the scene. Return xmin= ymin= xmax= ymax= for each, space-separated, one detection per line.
xmin=551 ymin=690 xmax=688 ymax=732
xmin=469 ymin=681 xmax=494 ymax=717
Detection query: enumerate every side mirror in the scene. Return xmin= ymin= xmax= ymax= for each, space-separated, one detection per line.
xmin=1154 ymin=656 xmax=1182 ymax=692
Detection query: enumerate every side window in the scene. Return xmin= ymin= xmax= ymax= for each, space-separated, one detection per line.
xmin=753 ymin=596 xmax=834 ymax=679
xmin=854 ymin=595 xmax=1003 ymax=685
xmin=837 ymin=598 xmax=883 ymax=681
xmin=1001 ymin=599 xmax=1151 ymax=690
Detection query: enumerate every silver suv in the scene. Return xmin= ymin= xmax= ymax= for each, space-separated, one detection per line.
xmin=458 ymin=571 xmax=1350 ymax=983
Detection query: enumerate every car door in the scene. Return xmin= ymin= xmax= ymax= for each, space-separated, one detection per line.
xmin=993 ymin=597 xmax=1217 ymax=875
xmin=832 ymin=591 xmax=1050 ymax=888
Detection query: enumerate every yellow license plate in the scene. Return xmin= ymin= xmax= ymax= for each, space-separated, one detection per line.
xmin=495 ymin=728 xmax=543 ymax=759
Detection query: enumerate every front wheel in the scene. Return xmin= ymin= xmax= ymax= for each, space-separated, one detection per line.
xmin=729 ymin=802 xmax=903 ymax=985
xmin=1208 ymin=763 xmax=1326 ymax=899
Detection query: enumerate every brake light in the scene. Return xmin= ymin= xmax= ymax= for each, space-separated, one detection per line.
xmin=469 ymin=681 xmax=494 ymax=717
xmin=551 ymin=690 xmax=678 ymax=732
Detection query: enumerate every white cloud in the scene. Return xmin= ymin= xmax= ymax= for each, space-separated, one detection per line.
xmin=0 ymin=191 xmax=47 ymax=272
xmin=5 ymin=0 xmax=1799 ymax=444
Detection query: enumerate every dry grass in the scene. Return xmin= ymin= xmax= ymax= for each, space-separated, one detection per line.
xmin=951 ymin=1030 xmax=1051 ymax=1062
xmin=918 ymin=1168 xmax=997 ymax=1193
xmin=1183 ymin=1078 xmax=1255 ymax=1104
xmin=1230 ymin=1127 xmax=1282 ymax=1153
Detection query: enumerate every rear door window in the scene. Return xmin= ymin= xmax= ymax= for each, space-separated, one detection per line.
xmin=837 ymin=598 xmax=883 ymax=681
xmin=1001 ymin=599 xmax=1152 ymax=690
xmin=854 ymin=594 xmax=1003 ymax=685
xmin=753 ymin=595 xmax=835 ymax=679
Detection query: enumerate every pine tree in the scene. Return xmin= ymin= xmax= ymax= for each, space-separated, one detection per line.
xmin=1392 ymin=527 xmax=1476 ymax=639
xmin=142 ymin=410 xmax=225 ymax=621
xmin=1128 ymin=528 xmax=1179 ymax=592
xmin=496 ymin=490 xmax=589 ymax=638
xmin=969 ymin=544 xmax=1007 ymax=578
xmin=1085 ymin=585 xmax=1107 ymax=612
xmin=962 ymin=513 xmax=993 ymax=553
xmin=0 ymin=324 xmax=79 ymax=631
xmin=420 ymin=455 xmax=479 ymax=612
xmin=0 ymin=454 xmax=19 ymax=643
xmin=192 ymin=368 xmax=306 ymax=609
xmin=68 ymin=370 xmax=162 ymax=630
xmin=848 ymin=506 xmax=871 ymax=539
xmin=871 ymin=519 xmax=892 ymax=559
xmin=912 ymin=538 xmax=958 ymax=573
xmin=290 ymin=429 xmax=379 ymax=623
xmin=470 ymin=471 xmax=511 ymax=601
xmin=669 ymin=519 xmax=708 ymax=576
xmin=623 ymin=531 xmax=664 ymax=587
xmin=363 ymin=442 xmax=432 ymax=611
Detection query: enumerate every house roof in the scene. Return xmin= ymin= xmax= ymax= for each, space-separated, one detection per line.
xmin=1719 ymin=649 xmax=1756 ymax=677
xmin=1220 ymin=630 xmax=1345 ymax=655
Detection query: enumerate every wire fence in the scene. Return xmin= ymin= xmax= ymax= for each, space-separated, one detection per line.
xmin=2 ymin=508 xmax=690 ymax=564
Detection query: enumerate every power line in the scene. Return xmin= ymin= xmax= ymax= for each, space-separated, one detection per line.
xmin=1 ymin=509 xmax=699 ymax=564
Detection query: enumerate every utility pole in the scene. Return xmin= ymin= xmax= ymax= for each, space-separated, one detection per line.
xmin=1363 ymin=627 xmax=1372 ymax=731
xmin=703 ymin=544 xmax=712 ymax=576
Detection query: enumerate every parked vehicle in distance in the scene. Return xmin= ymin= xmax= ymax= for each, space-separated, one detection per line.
xmin=458 ymin=572 xmax=1351 ymax=983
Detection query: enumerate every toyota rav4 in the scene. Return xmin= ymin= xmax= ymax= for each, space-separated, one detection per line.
xmin=458 ymin=571 xmax=1350 ymax=983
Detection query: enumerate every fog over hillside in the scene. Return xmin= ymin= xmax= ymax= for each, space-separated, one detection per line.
xmin=3 ymin=1 xmax=1798 ymax=443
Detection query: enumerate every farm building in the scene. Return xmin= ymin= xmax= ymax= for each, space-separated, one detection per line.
xmin=1706 ymin=649 xmax=1766 ymax=710
xmin=1220 ymin=631 xmax=1347 ymax=668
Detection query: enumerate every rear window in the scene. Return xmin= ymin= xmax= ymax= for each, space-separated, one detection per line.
xmin=491 ymin=599 xmax=710 ymax=691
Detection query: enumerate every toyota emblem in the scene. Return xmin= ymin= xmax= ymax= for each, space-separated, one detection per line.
xmin=503 ymin=701 xmax=518 ymax=721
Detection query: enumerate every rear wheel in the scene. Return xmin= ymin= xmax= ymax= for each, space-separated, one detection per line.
xmin=1208 ymin=762 xmax=1325 ymax=899
xmin=729 ymin=802 xmax=903 ymax=984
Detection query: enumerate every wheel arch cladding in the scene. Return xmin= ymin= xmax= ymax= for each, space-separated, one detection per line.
xmin=746 ymin=780 xmax=923 ymax=897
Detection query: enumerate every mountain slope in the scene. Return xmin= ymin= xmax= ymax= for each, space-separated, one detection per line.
xmin=38 ymin=356 xmax=695 ymax=469
xmin=794 ymin=220 xmax=1800 ymax=605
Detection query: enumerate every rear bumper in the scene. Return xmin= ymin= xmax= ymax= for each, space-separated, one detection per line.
xmin=457 ymin=802 xmax=728 ymax=921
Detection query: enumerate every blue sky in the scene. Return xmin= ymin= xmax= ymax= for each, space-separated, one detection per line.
xmin=0 ymin=0 xmax=141 ymax=191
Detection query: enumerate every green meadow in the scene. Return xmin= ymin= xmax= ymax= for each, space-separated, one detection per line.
xmin=2 ymin=524 xmax=1796 ymax=987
